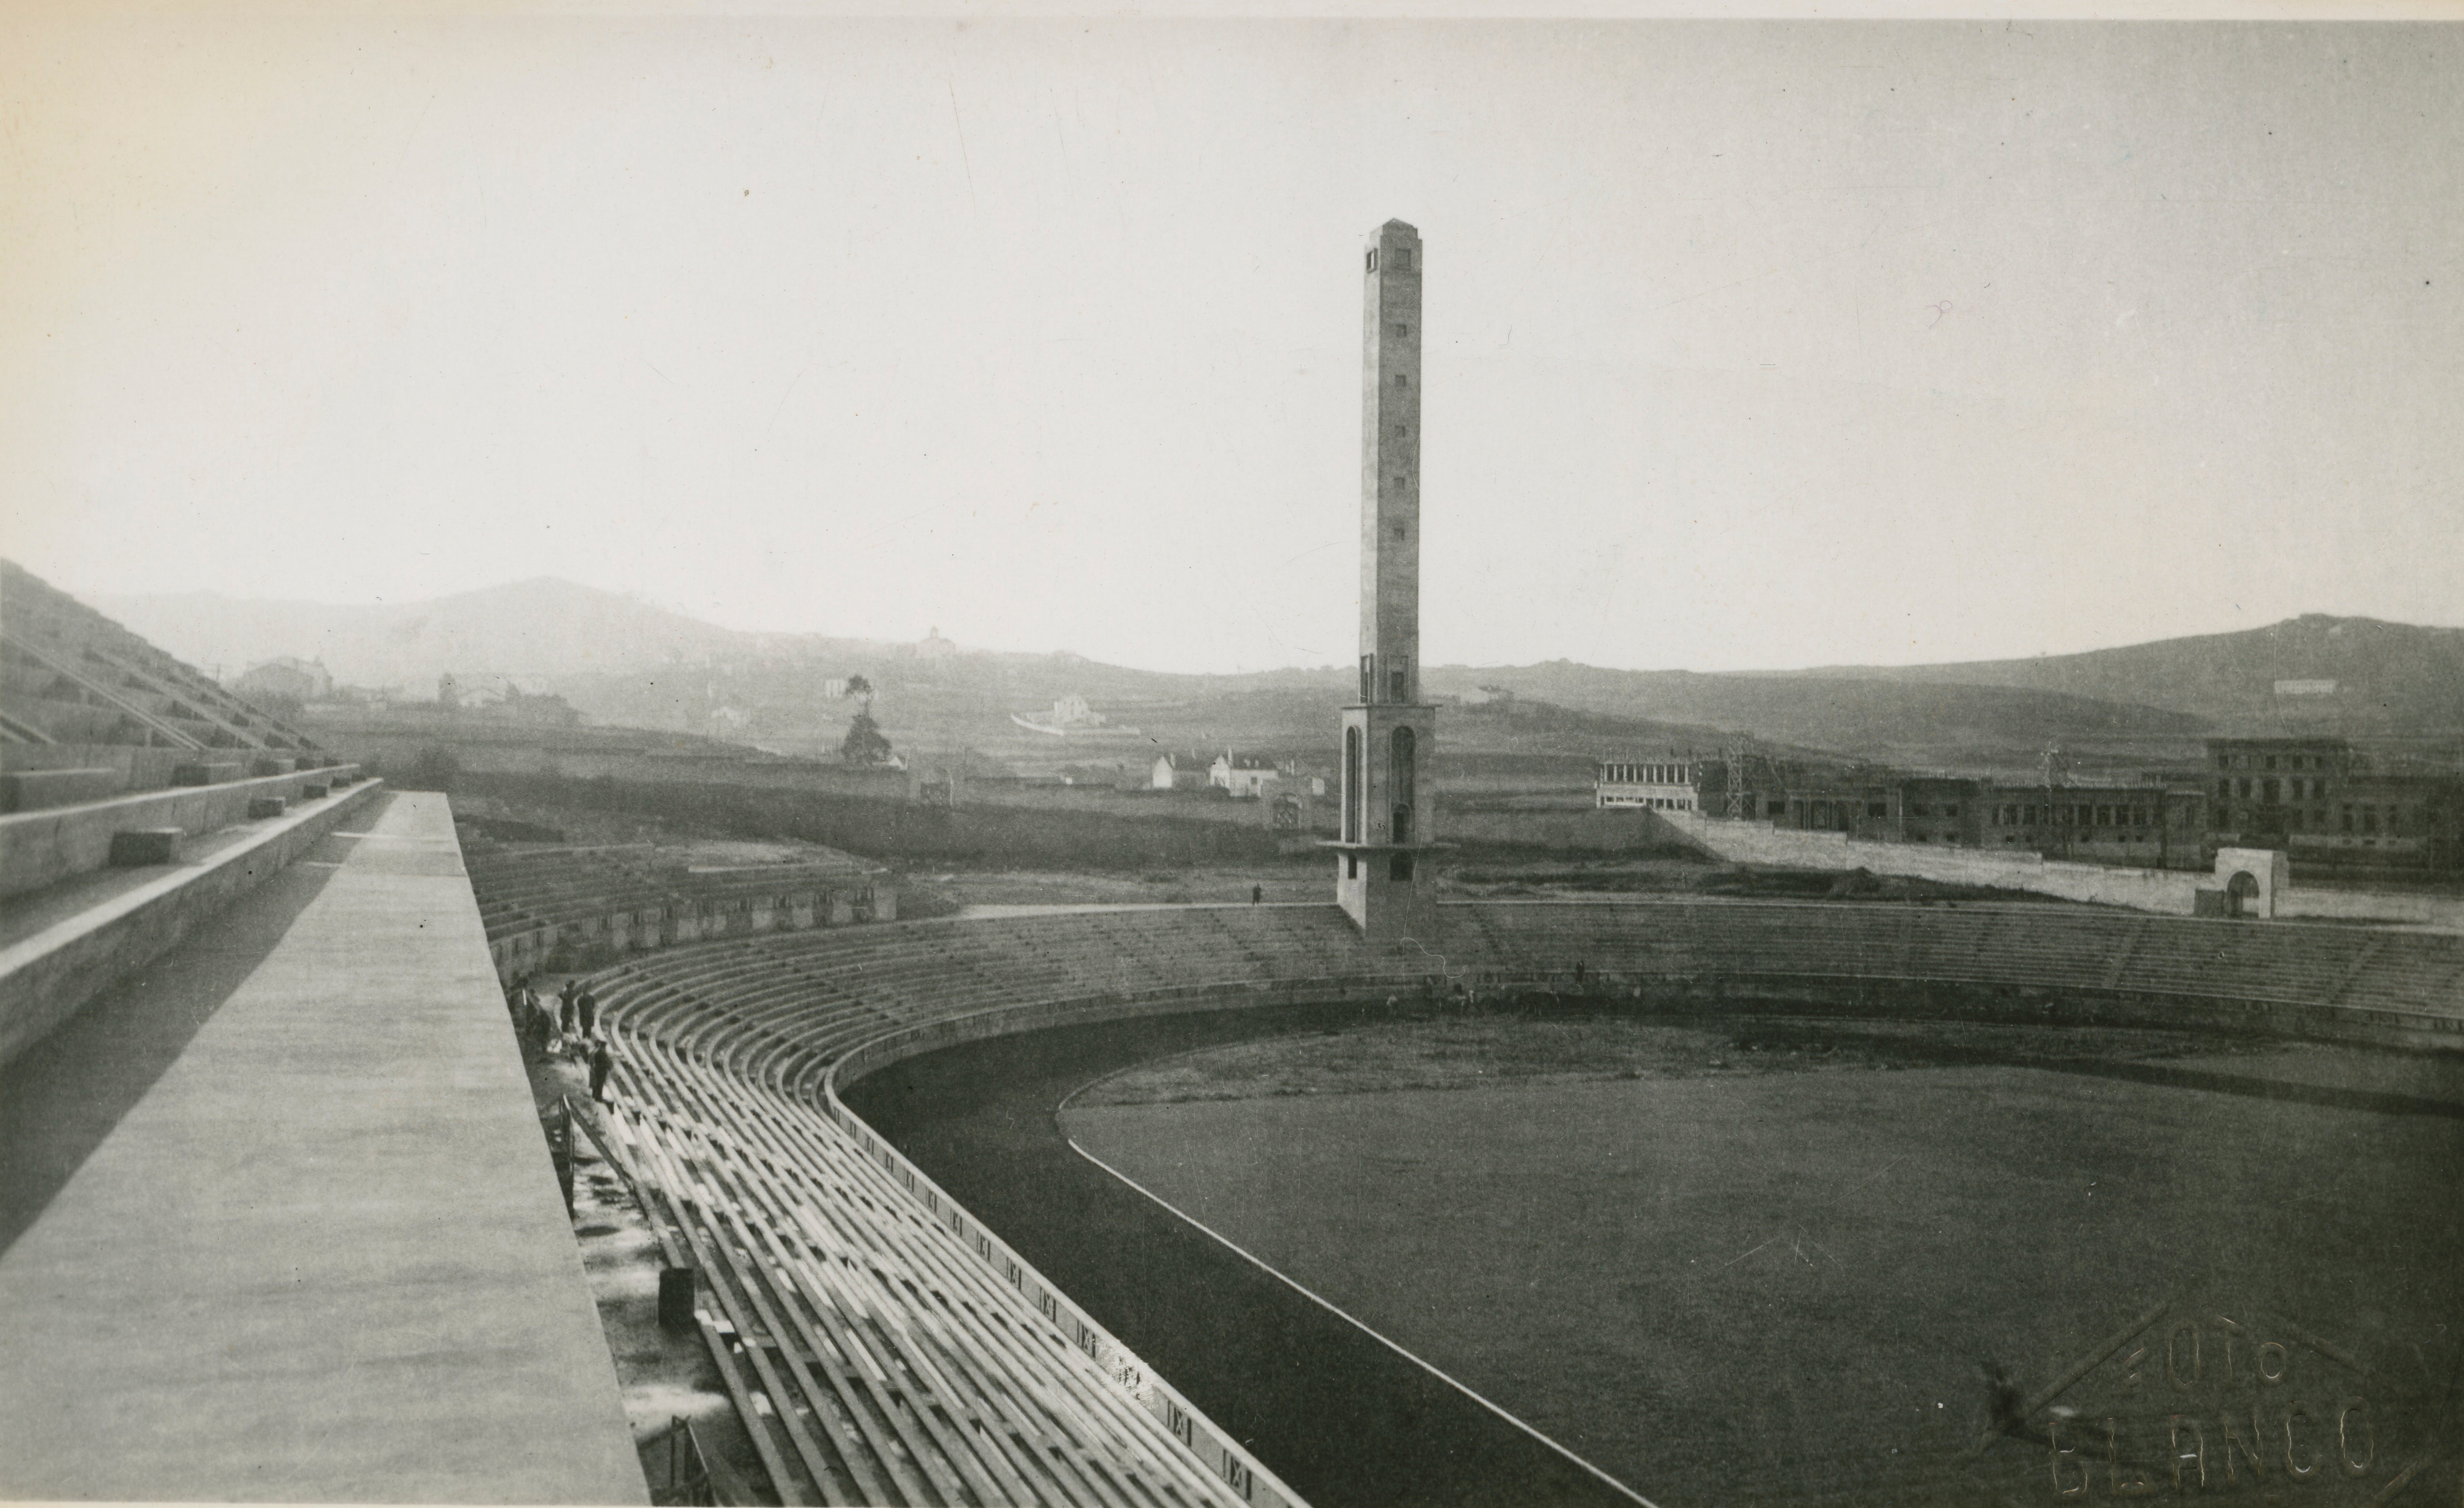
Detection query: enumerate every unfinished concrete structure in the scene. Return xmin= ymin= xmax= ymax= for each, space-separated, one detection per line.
xmin=1332 ymin=220 xmax=1439 ymax=940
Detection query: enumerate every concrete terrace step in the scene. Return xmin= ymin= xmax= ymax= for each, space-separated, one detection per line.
xmin=0 ymin=777 xmax=383 ymax=1069
xmin=0 ymin=762 xmax=364 ymax=900
xmin=0 ymin=789 xmax=645 ymax=1504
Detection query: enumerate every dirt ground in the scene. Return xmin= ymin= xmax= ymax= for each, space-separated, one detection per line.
xmin=1069 ymin=1015 xmax=2232 ymax=1105
xmin=901 ymin=854 xmax=2071 ymax=915
xmin=1073 ymin=1012 xmax=2464 ymax=1108
xmin=904 ymin=863 xmax=1329 ymax=911
xmin=1062 ymin=1018 xmax=2464 ymax=1506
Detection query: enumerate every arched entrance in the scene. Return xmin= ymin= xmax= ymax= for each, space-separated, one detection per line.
xmin=2223 ymin=869 xmax=2260 ymax=918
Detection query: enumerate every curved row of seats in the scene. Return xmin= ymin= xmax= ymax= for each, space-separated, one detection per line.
xmin=594 ymin=903 xmax=2463 ymax=1105
xmin=467 ymin=845 xmax=888 ymax=974
xmin=559 ymin=900 xmax=2462 ymax=1507
xmin=597 ymin=1038 xmax=1281 ymax=1508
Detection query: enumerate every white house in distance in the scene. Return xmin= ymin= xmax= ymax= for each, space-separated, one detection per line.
xmin=1211 ymin=752 xmax=1282 ymax=799
xmin=1149 ymin=754 xmax=1212 ymax=790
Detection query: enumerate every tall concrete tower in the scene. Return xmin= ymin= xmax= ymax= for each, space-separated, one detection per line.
xmin=1333 ymin=220 xmax=1438 ymax=939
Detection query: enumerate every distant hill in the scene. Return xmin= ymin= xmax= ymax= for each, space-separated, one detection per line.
xmin=87 ymin=578 xmax=870 ymax=692
xmin=1423 ymin=663 xmax=2207 ymax=771
xmin=81 ymin=577 xmax=2253 ymax=772
xmin=1798 ymin=616 xmax=2464 ymax=735
xmin=114 ymin=580 xmax=2464 ymax=764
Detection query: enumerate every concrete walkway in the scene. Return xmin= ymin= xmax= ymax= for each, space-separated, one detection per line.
xmin=0 ymin=790 xmax=644 ymax=1504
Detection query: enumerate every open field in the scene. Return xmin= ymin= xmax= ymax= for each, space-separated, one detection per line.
xmin=1061 ymin=1016 xmax=2464 ymax=1506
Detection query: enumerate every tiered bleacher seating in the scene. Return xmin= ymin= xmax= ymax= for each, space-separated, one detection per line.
xmin=0 ymin=564 xmax=374 ymax=1068
xmin=598 ymin=1039 xmax=1293 ymax=1508
xmin=1 ymin=561 xmax=321 ymax=769
xmin=585 ymin=898 xmax=2460 ymax=1114
xmin=545 ymin=896 xmax=2462 ymax=1507
xmin=466 ymin=845 xmax=889 ymax=973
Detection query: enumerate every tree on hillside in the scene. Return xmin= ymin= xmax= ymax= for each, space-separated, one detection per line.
xmin=841 ymin=710 xmax=894 ymax=766
xmin=844 ymin=673 xmax=873 ymax=703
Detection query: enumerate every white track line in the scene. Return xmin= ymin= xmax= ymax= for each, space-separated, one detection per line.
xmin=1062 ymin=1134 xmax=1663 ymax=1508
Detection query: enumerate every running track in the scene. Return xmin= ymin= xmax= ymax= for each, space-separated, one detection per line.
xmin=840 ymin=1007 xmax=1645 ymax=1508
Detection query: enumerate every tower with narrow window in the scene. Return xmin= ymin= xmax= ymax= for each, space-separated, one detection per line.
xmin=1333 ymin=220 xmax=1438 ymax=939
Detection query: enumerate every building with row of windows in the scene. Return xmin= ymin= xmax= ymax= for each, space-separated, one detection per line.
xmin=2206 ymin=736 xmax=2462 ymax=868
xmin=1973 ymin=783 xmax=2210 ymax=869
xmin=1627 ymin=736 xmax=2462 ymax=873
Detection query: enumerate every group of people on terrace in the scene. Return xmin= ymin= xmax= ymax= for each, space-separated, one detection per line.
xmin=506 ymin=972 xmax=617 ymax=1102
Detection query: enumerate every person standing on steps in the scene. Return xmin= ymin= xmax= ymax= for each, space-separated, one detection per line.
xmin=1252 ymin=884 xmax=1263 ymax=905
xmin=576 ymin=984 xmax=599 ymax=1041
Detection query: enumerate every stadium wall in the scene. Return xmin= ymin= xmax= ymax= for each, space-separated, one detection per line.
xmin=1442 ymin=807 xmax=1692 ymax=852
xmin=1664 ymin=811 xmax=2464 ymax=930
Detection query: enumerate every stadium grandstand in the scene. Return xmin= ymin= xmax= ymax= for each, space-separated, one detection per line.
xmin=1 ymin=560 xmax=321 ymax=764
xmin=0 ymin=562 xmax=372 ymax=1064
xmin=464 ymin=841 xmax=896 ymax=977
xmin=5 ymin=558 xmax=2461 ymax=1504
xmin=541 ymin=895 xmax=2460 ymax=1504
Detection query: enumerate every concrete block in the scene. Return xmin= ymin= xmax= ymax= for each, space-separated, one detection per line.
xmin=248 ymin=797 xmax=289 ymax=820
xmin=249 ymin=758 xmax=298 ymax=777
xmin=108 ymin=828 xmax=183 ymax=866
xmin=169 ymin=762 xmax=244 ymax=788
xmin=658 ymin=1268 xmax=698 ymax=1332
xmin=0 ymin=768 xmax=122 ymax=814
xmin=1 ymin=764 xmax=365 ymax=899
xmin=300 ymin=783 xmax=329 ymax=801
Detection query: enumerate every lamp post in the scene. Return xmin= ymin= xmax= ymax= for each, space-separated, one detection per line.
xmin=2041 ymin=745 xmax=2065 ymax=860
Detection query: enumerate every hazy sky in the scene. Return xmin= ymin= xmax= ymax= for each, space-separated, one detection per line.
xmin=3 ymin=9 xmax=2456 ymax=673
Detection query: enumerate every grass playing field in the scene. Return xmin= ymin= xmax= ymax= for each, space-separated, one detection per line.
xmin=1061 ymin=1016 xmax=2464 ymax=1506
